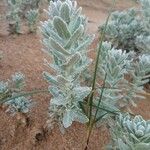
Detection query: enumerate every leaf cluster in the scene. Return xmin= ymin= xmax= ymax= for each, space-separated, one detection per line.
xmin=0 ymin=72 xmax=33 ymax=115
xmin=41 ymin=0 xmax=93 ymax=129
xmin=100 ymin=0 xmax=150 ymax=54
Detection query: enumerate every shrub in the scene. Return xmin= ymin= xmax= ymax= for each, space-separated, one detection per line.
xmin=135 ymin=0 xmax=150 ymax=54
xmin=107 ymin=113 xmax=150 ymax=150
xmin=26 ymin=9 xmax=39 ymax=33
xmin=39 ymin=0 xmax=150 ymax=148
xmin=100 ymin=8 xmax=143 ymax=52
xmin=7 ymin=0 xmax=22 ymax=34
xmin=41 ymin=0 xmax=94 ymax=129
xmin=100 ymin=0 xmax=150 ymax=53
xmin=21 ymin=0 xmax=41 ymax=17
xmin=0 ymin=72 xmax=33 ymax=115
xmin=6 ymin=0 xmax=40 ymax=34
xmin=93 ymin=42 xmax=150 ymax=125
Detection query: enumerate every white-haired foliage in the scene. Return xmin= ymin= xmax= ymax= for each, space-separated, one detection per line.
xmin=107 ymin=113 xmax=150 ymax=150
xmin=100 ymin=0 xmax=150 ymax=54
xmin=0 ymin=72 xmax=33 ymax=115
xmin=41 ymin=0 xmax=93 ymax=129
xmin=94 ymin=42 xmax=150 ymax=122
xmin=7 ymin=0 xmax=40 ymax=34
xmin=40 ymin=0 xmax=150 ymax=139
xmin=7 ymin=0 xmax=22 ymax=34
xmin=26 ymin=9 xmax=39 ymax=33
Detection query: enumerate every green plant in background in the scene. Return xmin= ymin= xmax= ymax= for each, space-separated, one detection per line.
xmin=22 ymin=0 xmax=41 ymax=9
xmin=135 ymin=0 xmax=150 ymax=54
xmin=100 ymin=0 xmax=150 ymax=54
xmin=88 ymin=42 xmax=150 ymax=122
xmin=26 ymin=9 xmax=39 ymax=33
xmin=86 ymin=41 xmax=150 ymax=148
xmin=140 ymin=0 xmax=150 ymax=32
xmin=21 ymin=0 xmax=41 ymax=18
xmin=0 ymin=72 xmax=33 ymax=115
xmin=100 ymin=8 xmax=143 ymax=52
xmin=7 ymin=0 xmax=22 ymax=34
xmin=107 ymin=113 xmax=150 ymax=150
xmin=41 ymin=0 xmax=93 ymax=130
xmin=6 ymin=0 xmax=40 ymax=34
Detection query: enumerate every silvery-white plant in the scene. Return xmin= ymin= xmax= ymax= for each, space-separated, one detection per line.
xmin=0 ymin=72 xmax=33 ymax=114
xmin=100 ymin=0 xmax=150 ymax=54
xmin=107 ymin=113 xmax=150 ymax=150
xmin=26 ymin=9 xmax=39 ymax=33
xmin=21 ymin=0 xmax=40 ymax=9
xmin=140 ymin=0 xmax=150 ymax=32
xmin=135 ymin=0 xmax=150 ymax=54
xmin=5 ymin=96 xmax=33 ymax=115
xmin=41 ymin=0 xmax=93 ymax=129
xmin=20 ymin=0 xmax=41 ymax=18
xmin=39 ymin=3 xmax=150 ymax=147
xmin=96 ymin=42 xmax=132 ymax=115
xmin=7 ymin=0 xmax=22 ymax=34
xmin=135 ymin=35 xmax=150 ymax=54
xmin=7 ymin=0 xmax=41 ymax=34
xmin=125 ymin=54 xmax=150 ymax=104
xmin=95 ymin=42 xmax=150 ymax=121
xmin=100 ymin=9 xmax=143 ymax=51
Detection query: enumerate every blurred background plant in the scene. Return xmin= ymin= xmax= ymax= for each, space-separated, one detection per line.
xmin=0 ymin=72 xmax=33 ymax=115
xmin=7 ymin=0 xmax=22 ymax=34
xmin=99 ymin=0 xmax=150 ymax=54
xmin=26 ymin=9 xmax=39 ymax=33
xmin=6 ymin=0 xmax=40 ymax=34
xmin=107 ymin=113 xmax=150 ymax=150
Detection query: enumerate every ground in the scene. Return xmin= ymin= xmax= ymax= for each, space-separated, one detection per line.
xmin=0 ymin=0 xmax=149 ymax=150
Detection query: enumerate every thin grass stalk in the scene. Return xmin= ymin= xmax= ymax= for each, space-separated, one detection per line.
xmin=81 ymin=101 xmax=120 ymax=115
xmin=93 ymin=74 xmax=107 ymax=122
xmin=84 ymin=75 xmax=107 ymax=150
xmin=87 ymin=0 xmax=116 ymax=121
xmin=85 ymin=0 xmax=116 ymax=149
xmin=0 ymin=89 xmax=49 ymax=104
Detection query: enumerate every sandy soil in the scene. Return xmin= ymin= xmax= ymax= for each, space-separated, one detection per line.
xmin=0 ymin=0 xmax=149 ymax=150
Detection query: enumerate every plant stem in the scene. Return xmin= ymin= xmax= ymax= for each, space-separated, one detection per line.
xmin=85 ymin=0 xmax=116 ymax=149
xmin=87 ymin=0 xmax=116 ymax=120
xmin=93 ymin=74 xmax=107 ymax=122
xmin=0 ymin=89 xmax=49 ymax=104
xmin=84 ymin=75 xmax=107 ymax=150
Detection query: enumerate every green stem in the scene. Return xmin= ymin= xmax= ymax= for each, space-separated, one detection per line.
xmin=93 ymin=74 xmax=107 ymax=122
xmin=85 ymin=0 xmax=116 ymax=149
xmin=0 ymin=89 xmax=49 ymax=104
xmin=88 ymin=0 xmax=116 ymax=121
xmin=80 ymin=101 xmax=120 ymax=115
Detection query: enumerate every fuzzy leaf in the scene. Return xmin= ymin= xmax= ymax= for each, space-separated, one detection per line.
xmin=43 ymin=72 xmax=59 ymax=86
xmin=61 ymin=52 xmax=81 ymax=71
xmin=60 ymin=3 xmax=70 ymax=24
xmin=74 ymin=86 xmax=91 ymax=101
xmin=51 ymin=97 xmax=67 ymax=106
xmin=65 ymin=25 xmax=84 ymax=49
xmin=63 ymin=109 xmax=73 ymax=128
xmin=74 ymin=35 xmax=94 ymax=52
xmin=73 ymin=110 xmax=89 ymax=123
xmin=50 ymin=38 xmax=71 ymax=56
xmin=53 ymin=16 xmax=71 ymax=39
